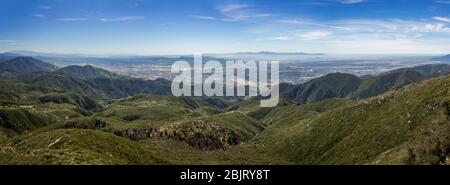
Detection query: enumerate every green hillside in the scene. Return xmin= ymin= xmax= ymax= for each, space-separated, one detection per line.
xmin=432 ymin=54 xmax=450 ymax=62
xmin=291 ymin=73 xmax=362 ymax=104
xmin=352 ymin=70 xmax=424 ymax=99
xmin=0 ymin=107 xmax=56 ymax=135
xmin=2 ymin=129 xmax=170 ymax=165
xmin=56 ymin=65 xmax=122 ymax=79
xmin=38 ymin=93 xmax=104 ymax=115
xmin=254 ymin=74 xmax=450 ymax=164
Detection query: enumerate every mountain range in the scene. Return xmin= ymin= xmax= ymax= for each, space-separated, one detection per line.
xmin=0 ymin=56 xmax=450 ymax=165
xmin=55 ymin=65 xmax=123 ymax=79
xmin=282 ymin=64 xmax=450 ymax=104
xmin=0 ymin=57 xmax=58 ymax=76
xmin=432 ymin=54 xmax=450 ymax=62
xmin=0 ymin=53 xmax=21 ymax=62
xmin=228 ymin=51 xmax=325 ymax=55
xmin=0 ymin=57 xmax=172 ymax=100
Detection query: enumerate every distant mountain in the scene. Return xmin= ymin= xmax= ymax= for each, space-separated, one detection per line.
xmin=0 ymin=57 xmax=58 ymax=76
xmin=0 ymin=53 xmax=21 ymax=62
xmin=231 ymin=51 xmax=324 ymax=55
xmin=406 ymin=63 xmax=450 ymax=76
xmin=6 ymin=50 xmax=228 ymax=62
xmin=285 ymin=64 xmax=450 ymax=104
xmin=56 ymin=65 xmax=122 ymax=79
xmin=7 ymin=50 xmax=89 ymax=58
xmin=431 ymin=54 xmax=450 ymax=62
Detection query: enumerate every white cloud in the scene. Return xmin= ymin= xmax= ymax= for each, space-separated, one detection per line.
xmin=0 ymin=40 xmax=16 ymax=43
xmin=294 ymin=31 xmax=332 ymax=40
xmin=299 ymin=0 xmax=365 ymax=6
xmin=228 ymin=13 xmax=274 ymax=21
xmin=189 ymin=15 xmax=217 ymax=20
xmin=57 ymin=18 xmax=88 ymax=21
xmin=38 ymin=6 xmax=52 ymax=10
xmin=410 ymin=23 xmax=450 ymax=33
xmin=277 ymin=19 xmax=351 ymax=30
xmin=100 ymin=16 xmax=146 ymax=22
xmin=260 ymin=17 xmax=450 ymax=53
xmin=190 ymin=13 xmax=274 ymax=22
xmin=332 ymin=19 xmax=400 ymax=31
xmin=338 ymin=0 xmax=365 ymax=4
xmin=215 ymin=3 xmax=275 ymax=21
xmin=260 ymin=17 xmax=450 ymax=49
xmin=0 ymin=40 xmax=17 ymax=47
xmin=267 ymin=36 xmax=292 ymax=41
xmin=217 ymin=4 xmax=253 ymax=13
xmin=332 ymin=19 xmax=450 ymax=33
xmin=276 ymin=19 xmax=305 ymax=24
xmin=189 ymin=15 xmax=236 ymax=22
xmin=433 ymin=16 xmax=450 ymax=23
xmin=31 ymin=14 xmax=46 ymax=18
xmin=327 ymin=38 xmax=450 ymax=54
xmin=435 ymin=1 xmax=450 ymax=4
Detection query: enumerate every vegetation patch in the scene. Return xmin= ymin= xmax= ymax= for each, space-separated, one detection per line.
xmin=0 ymin=108 xmax=53 ymax=135
xmin=63 ymin=117 xmax=109 ymax=130
xmin=159 ymin=120 xmax=240 ymax=150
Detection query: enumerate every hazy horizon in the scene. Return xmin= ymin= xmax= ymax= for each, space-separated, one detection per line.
xmin=0 ymin=49 xmax=447 ymax=58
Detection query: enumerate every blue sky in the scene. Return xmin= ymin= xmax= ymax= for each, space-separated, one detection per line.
xmin=0 ymin=0 xmax=450 ymax=55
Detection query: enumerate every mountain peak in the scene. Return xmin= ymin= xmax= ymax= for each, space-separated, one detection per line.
xmin=0 ymin=53 xmax=22 ymax=62
xmin=431 ymin=54 xmax=450 ymax=62
xmin=56 ymin=65 xmax=121 ymax=79
xmin=84 ymin=65 xmax=95 ymax=68
xmin=0 ymin=56 xmax=58 ymax=76
xmin=11 ymin=56 xmax=37 ymax=61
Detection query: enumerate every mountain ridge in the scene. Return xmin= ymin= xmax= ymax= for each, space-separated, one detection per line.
xmin=0 ymin=57 xmax=58 ymax=77
xmin=56 ymin=65 xmax=123 ymax=79
xmin=284 ymin=63 xmax=450 ymax=104
xmin=431 ymin=54 xmax=450 ymax=62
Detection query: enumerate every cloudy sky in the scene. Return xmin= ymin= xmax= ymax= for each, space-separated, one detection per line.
xmin=0 ymin=0 xmax=450 ymax=55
